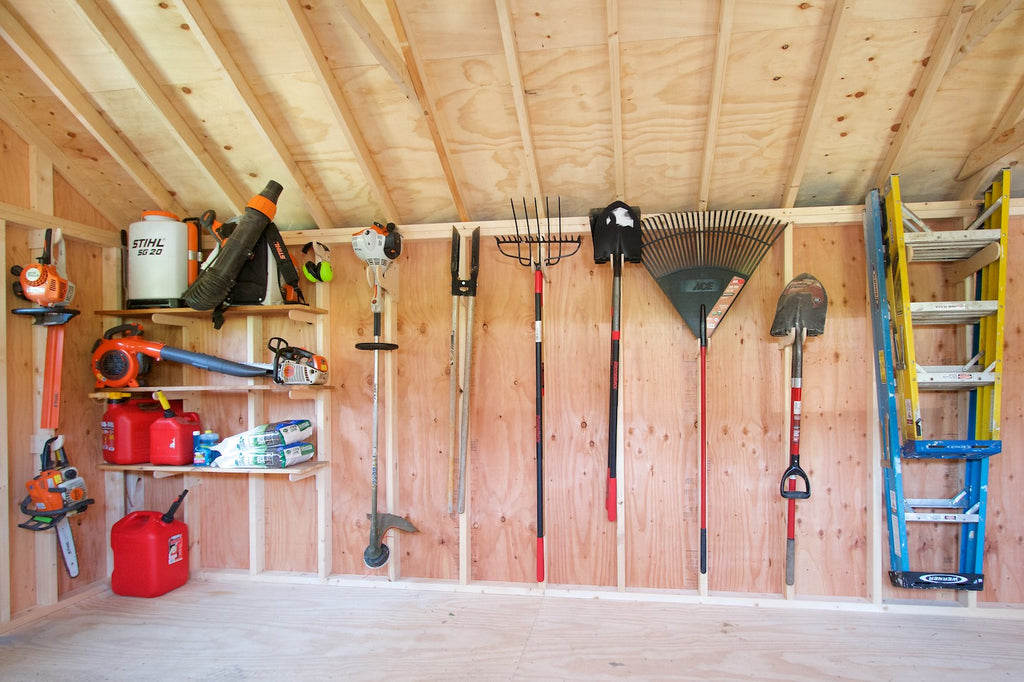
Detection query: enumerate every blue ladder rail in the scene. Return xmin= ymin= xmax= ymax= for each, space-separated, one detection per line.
xmin=863 ymin=172 xmax=1007 ymax=592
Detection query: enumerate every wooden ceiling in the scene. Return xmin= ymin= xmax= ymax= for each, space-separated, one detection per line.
xmin=0 ymin=0 xmax=1021 ymax=232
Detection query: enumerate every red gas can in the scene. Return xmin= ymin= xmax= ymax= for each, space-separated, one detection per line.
xmin=111 ymin=490 xmax=189 ymax=598
xmin=102 ymin=394 xmax=183 ymax=464
xmin=149 ymin=391 xmax=202 ymax=466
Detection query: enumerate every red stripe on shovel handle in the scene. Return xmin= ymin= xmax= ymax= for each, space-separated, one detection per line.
xmin=537 ymin=536 xmax=545 ymax=583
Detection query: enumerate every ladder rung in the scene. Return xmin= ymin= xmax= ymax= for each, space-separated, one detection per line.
xmin=909 ymin=300 xmax=998 ymax=325
xmin=904 ymin=229 xmax=1001 ymax=262
xmin=915 ymin=365 xmax=996 ymax=390
xmin=902 ymin=439 xmax=1001 ymax=459
xmin=905 ymin=512 xmax=980 ymax=523
xmin=906 ymin=491 xmax=970 ymax=509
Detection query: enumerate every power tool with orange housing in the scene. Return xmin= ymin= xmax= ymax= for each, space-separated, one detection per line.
xmin=19 ymin=435 xmax=94 ymax=578
xmin=10 ymin=228 xmax=80 ymax=428
xmin=91 ymin=323 xmax=327 ymax=388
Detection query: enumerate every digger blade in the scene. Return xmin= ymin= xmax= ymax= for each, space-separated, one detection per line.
xmin=55 ymin=516 xmax=79 ymax=578
xmin=771 ymin=273 xmax=828 ymax=341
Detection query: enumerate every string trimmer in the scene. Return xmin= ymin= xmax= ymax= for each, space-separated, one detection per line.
xmin=590 ymin=201 xmax=642 ymax=522
xmin=352 ymin=221 xmax=417 ymax=569
xmin=10 ymin=228 xmax=80 ymax=428
xmin=496 ymin=198 xmax=581 ymax=583
xmin=19 ymin=435 xmax=94 ymax=578
xmin=770 ymin=273 xmax=827 ymax=587
xmin=91 ymin=323 xmax=327 ymax=388
xmin=640 ymin=210 xmax=786 ymax=592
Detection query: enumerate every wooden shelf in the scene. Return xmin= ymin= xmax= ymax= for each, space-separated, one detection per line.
xmin=89 ymin=384 xmax=331 ymax=400
xmin=99 ymin=460 xmax=328 ymax=482
xmin=97 ymin=305 xmax=327 ymax=325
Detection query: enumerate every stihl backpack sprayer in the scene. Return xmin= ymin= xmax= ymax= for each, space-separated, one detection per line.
xmin=91 ymin=323 xmax=327 ymax=388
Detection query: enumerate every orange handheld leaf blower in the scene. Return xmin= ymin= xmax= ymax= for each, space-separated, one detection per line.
xmin=91 ymin=324 xmax=328 ymax=388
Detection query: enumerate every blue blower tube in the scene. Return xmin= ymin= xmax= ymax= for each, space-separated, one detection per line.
xmin=158 ymin=346 xmax=270 ymax=378
xmin=184 ymin=180 xmax=283 ymax=311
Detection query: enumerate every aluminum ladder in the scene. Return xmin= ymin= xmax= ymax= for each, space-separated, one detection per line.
xmin=864 ymin=168 xmax=1009 ymax=591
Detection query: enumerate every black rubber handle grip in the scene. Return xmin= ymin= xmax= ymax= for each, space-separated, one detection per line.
xmin=780 ymin=465 xmax=811 ymax=500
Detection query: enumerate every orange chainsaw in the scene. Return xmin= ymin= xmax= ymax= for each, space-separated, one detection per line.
xmin=19 ymin=435 xmax=94 ymax=578
xmin=11 ymin=228 xmax=80 ymax=428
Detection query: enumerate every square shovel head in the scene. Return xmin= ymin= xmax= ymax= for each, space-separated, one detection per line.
xmin=771 ymin=273 xmax=827 ymax=338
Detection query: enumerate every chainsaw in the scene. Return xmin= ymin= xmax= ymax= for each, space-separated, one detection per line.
xmin=91 ymin=323 xmax=327 ymax=388
xmin=10 ymin=228 xmax=80 ymax=428
xmin=19 ymin=435 xmax=94 ymax=578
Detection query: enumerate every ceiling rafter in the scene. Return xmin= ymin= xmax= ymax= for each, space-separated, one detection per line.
xmin=947 ymin=0 xmax=1024 ymax=71
xmin=177 ymin=0 xmax=333 ymax=229
xmin=385 ymin=0 xmax=469 ymax=221
xmin=70 ymin=0 xmax=247 ymax=214
xmin=0 ymin=2 xmax=187 ymax=217
xmin=872 ymin=0 xmax=974 ymax=188
xmin=338 ymin=0 xmax=416 ymax=103
xmin=282 ymin=0 xmax=400 ymax=223
xmin=495 ymin=0 xmax=542 ymax=202
xmin=782 ymin=0 xmax=851 ymax=209
xmin=957 ymin=74 xmax=1024 ymax=190
xmin=606 ymin=0 xmax=625 ymax=200
xmin=696 ymin=0 xmax=733 ymax=212
xmin=0 ymin=88 xmax=132 ymax=228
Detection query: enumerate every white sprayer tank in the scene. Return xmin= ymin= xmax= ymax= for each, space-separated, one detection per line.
xmin=127 ymin=211 xmax=199 ymax=308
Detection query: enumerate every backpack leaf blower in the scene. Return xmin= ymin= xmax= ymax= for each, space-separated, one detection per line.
xmin=183 ymin=180 xmax=282 ymax=311
xmin=91 ymin=323 xmax=327 ymax=388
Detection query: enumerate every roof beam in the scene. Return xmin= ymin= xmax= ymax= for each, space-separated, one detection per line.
xmin=606 ymin=0 xmax=625 ymax=200
xmin=495 ymin=0 xmax=542 ymax=202
xmin=386 ymin=0 xmax=470 ymax=221
xmin=947 ymin=0 xmax=1023 ymax=71
xmin=0 ymin=2 xmax=187 ymax=216
xmin=178 ymin=0 xmax=333 ymax=228
xmin=0 ymin=89 xmax=132 ymax=228
xmin=872 ymin=0 xmax=974 ymax=188
xmin=782 ymin=0 xmax=851 ymax=208
xmin=957 ymin=74 xmax=1024 ymax=192
xmin=282 ymin=0 xmax=400 ymax=222
xmin=697 ymin=0 xmax=733 ymax=211
xmin=70 ymin=0 xmax=247 ymax=214
xmin=338 ymin=0 xmax=416 ymax=103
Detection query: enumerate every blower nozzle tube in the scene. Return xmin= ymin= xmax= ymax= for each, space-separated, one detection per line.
xmin=158 ymin=345 xmax=270 ymax=378
xmin=183 ymin=180 xmax=283 ymax=310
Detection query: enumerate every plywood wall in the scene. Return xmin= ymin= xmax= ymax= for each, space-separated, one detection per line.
xmin=4 ymin=116 xmax=1024 ymax=625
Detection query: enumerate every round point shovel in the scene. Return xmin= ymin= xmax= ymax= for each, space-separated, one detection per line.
xmin=770 ymin=273 xmax=827 ymax=586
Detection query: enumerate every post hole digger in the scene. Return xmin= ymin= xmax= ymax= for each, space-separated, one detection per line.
xmin=770 ymin=273 xmax=827 ymax=587
xmin=590 ymin=201 xmax=642 ymax=522
xmin=352 ymin=221 xmax=418 ymax=569
xmin=91 ymin=323 xmax=327 ymax=388
xmin=448 ymin=227 xmax=480 ymax=515
xmin=10 ymin=227 xmax=80 ymax=429
xmin=19 ymin=435 xmax=94 ymax=578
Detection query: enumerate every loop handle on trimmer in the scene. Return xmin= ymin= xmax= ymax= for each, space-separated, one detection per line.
xmin=779 ymin=464 xmax=810 ymax=500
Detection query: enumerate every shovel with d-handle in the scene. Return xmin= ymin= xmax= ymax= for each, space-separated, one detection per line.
xmin=770 ymin=273 xmax=827 ymax=587
xmin=590 ymin=201 xmax=642 ymax=521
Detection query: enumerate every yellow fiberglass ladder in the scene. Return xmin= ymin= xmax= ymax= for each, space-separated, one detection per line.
xmin=865 ymin=168 xmax=1009 ymax=591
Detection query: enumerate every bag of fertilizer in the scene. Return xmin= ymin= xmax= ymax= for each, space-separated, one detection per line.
xmin=215 ymin=419 xmax=313 ymax=453
xmin=211 ymin=442 xmax=315 ymax=469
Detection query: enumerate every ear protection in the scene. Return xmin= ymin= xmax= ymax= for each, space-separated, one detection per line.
xmin=302 ymin=241 xmax=333 ymax=283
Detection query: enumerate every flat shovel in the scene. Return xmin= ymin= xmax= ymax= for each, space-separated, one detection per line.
xmin=770 ymin=273 xmax=827 ymax=587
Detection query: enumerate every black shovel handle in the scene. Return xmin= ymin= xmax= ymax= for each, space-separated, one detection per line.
xmin=780 ymin=464 xmax=810 ymax=500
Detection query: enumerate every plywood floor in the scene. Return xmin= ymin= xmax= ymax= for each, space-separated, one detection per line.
xmin=2 ymin=579 xmax=1022 ymax=681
